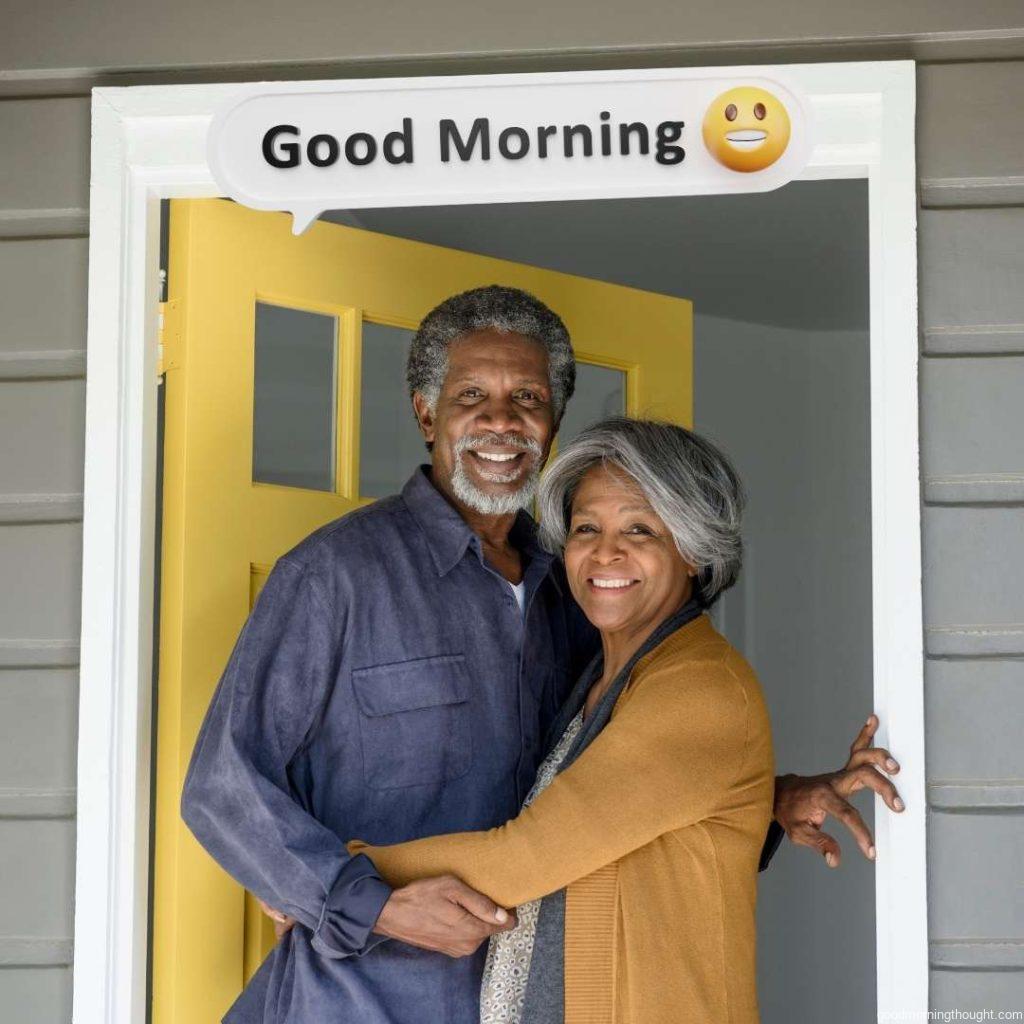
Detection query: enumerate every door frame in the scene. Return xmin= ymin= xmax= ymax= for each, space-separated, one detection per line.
xmin=77 ymin=61 xmax=923 ymax=1024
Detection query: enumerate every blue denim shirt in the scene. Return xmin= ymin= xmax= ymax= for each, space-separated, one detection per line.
xmin=181 ymin=466 xmax=598 ymax=1024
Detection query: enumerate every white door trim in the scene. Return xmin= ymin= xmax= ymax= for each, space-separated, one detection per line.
xmin=76 ymin=60 xmax=924 ymax=1024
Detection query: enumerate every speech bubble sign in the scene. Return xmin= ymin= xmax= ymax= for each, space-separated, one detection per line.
xmin=208 ymin=70 xmax=811 ymax=235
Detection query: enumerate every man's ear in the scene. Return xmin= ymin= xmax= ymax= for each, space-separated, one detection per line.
xmin=411 ymin=391 xmax=436 ymax=446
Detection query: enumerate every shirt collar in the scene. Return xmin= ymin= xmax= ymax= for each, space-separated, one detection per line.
xmin=400 ymin=465 xmax=554 ymax=579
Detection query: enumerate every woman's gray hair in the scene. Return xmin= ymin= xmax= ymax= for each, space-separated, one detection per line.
xmin=537 ymin=417 xmax=745 ymax=607
xmin=406 ymin=284 xmax=576 ymax=419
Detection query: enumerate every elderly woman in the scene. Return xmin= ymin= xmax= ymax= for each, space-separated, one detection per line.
xmin=349 ymin=416 xmax=775 ymax=1024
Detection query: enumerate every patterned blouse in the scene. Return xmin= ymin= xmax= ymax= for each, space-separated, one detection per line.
xmin=479 ymin=708 xmax=586 ymax=1024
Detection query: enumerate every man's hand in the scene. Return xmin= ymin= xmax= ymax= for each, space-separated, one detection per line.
xmin=773 ymin=713 xmax=905 ymax=868
xmin=258 ymin=875 xmax=516 ymax=956
xmin=372 ymin=876 xmax=516 ymax=957
xmin=257 ymin=898 xmax=297 ymax=940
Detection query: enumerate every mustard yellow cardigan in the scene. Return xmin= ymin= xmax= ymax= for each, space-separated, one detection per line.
xmin=351 ymin=615 xmax=775 ymax=1024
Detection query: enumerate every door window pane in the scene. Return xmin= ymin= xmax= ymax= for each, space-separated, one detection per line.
xmin=557 ymin=362 xmax=626 ymax=446
xmin=359 ymin=321 xmax=427 ymax=498
xmin=252 ymin=302 xmax=337 ymax=492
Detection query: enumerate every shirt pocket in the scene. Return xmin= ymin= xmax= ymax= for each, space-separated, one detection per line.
xmin=351 ymin=654 xmax=473 ymax=790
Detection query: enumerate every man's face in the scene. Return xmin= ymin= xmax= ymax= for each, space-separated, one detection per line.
xmin=413 ymin=328 xmax=557 ymax=516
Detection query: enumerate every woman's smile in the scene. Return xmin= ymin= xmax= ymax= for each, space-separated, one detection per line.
xmin=587 ymin=575 xmax=641 ymax=592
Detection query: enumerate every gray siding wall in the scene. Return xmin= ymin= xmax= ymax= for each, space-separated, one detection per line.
xmin=1 ymin=9 xmax=1022 ymax=1020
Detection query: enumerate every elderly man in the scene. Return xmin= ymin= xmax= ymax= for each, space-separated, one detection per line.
xmin=181 ymin=285 xmax=902 ymax=1023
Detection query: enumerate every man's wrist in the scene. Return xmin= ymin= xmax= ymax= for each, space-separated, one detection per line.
xmin=310 ymin=856 xmax=393 ymax=959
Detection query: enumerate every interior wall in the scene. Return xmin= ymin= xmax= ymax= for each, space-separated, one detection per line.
xmin=695 ymin=312 xmax=875 ymax=1023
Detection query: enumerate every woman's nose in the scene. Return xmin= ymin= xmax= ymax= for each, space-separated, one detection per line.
xmin=591 ymin=534 xmax=625 ymax=564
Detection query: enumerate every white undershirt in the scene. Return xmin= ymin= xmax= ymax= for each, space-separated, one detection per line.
xmin=508 ymin=579 xmax=527 ymax=616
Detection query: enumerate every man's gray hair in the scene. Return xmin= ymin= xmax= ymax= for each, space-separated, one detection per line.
xmin=537 ymin=417 xmax=745 ymax=607
xmin=406 ymin=284 xmax=576 ymax=419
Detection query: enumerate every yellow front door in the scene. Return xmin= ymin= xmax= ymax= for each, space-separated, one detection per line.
xmin=152 ymin=198 xmax=692 ymax=1023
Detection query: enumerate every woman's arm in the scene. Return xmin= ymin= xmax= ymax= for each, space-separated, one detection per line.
xmin=350 ymin=648 xmax=765 ymax=908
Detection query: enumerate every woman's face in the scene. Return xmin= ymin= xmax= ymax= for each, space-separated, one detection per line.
xmin=564 ymin=464 xmax=696 ymax=638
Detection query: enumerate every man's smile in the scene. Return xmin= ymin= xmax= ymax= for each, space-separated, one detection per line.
xmin=472 ymin=451 xmax=524 ymax=463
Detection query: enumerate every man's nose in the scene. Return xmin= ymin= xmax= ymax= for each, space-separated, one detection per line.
xmin=475 ymin=394 xmax=523 ymax=434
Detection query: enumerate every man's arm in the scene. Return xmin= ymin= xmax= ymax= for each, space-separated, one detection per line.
xmin=767 ymin=713 xmax=905 ymax=868
xmin=181 ymin=556 xmax=510 ymax=959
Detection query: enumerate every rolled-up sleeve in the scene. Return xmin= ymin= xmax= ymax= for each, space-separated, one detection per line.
xmin=180 ymin=556 xmax=391 ymax=958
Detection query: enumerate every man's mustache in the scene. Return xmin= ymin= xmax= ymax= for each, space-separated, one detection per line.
xmin=454 ymin=432 xmax=542 ymax=456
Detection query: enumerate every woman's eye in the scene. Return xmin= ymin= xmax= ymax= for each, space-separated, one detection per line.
xmin=571 ymin=523 xmax=597 ymax=534
xmin=626 ymin=524 xmax=653 ymax=536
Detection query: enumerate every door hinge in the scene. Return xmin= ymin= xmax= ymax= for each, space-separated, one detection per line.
xmin=157 ymin=298 xmax=182 ymax=377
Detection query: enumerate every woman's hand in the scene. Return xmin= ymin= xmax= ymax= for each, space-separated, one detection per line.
xmin=773 ymin=713 xmax=904 ymax=867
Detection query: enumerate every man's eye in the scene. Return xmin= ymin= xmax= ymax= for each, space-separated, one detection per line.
xmin=460 ymin=389 xmax=484 ymax=399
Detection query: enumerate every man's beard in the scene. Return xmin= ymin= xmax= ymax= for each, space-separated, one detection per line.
xmin=450 ymin=432 xmax=543 ymax=516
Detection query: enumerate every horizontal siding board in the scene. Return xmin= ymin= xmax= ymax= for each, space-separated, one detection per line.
xmin=0 ymin=669 xmax=78 ymax=794
xmin=927 ymin=812 xmax=1024 ymax=941
xmin=930 ymin=966 xmax=1024 ymax=1009
xmin=924 ymin=475 xmax=1024 ymax=505
xmin=926 ymin=659 xmax=1024 ymax=784
xmin=0 ymin=641 xmax=79 ymax=668
xmin=931 ymin=940 xmax=1024 ymax=969
xmin=0 ymin=820 xmax=75 ymax=938
xmin=921 ymin=356 xmax=1024 ymax=498
xmin=0 ymin=938 xmax=73 ymax=967
xmin=2 ymin=4 xmax=1024 ymax=72
xmin=0 ymin=523 xmax=82 ymax=642
xmin=928 ymin=783 xmax=1024 ymax=811
xmin=0 ymin=789 xmax=77 ymax=819
xmin=0 ymin=350 xmax=86 ymax=380
xmin=0 ymin=98 xmax=88 ymax=214
xmin=923 ymin=508 xmax=1024 ymax=650
xmin=0 ymin=381 xmax=85 ymax=497
xmin=923 ymin=324 xmax=1024 ymax=357
xmin=0 ymin=238 xmax=89 ymax=356
xmin=0 ymin=967 xmax=72 ymax=1020
xmin=917 ymin=62 xmax=1024 ymax=184
xmin=919 ymin=208 xmax=1024 ymax=332
xmin=0 ymin=494 xmax=84 ymax=524
xmin=920 ymin=176 xmax=1024 ymax=209
xmin=0 ymin=209 xmax=89 ymax=240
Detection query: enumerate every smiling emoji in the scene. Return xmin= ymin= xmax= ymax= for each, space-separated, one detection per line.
xmin=702 ymin=87 xmax=791 ymax=172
